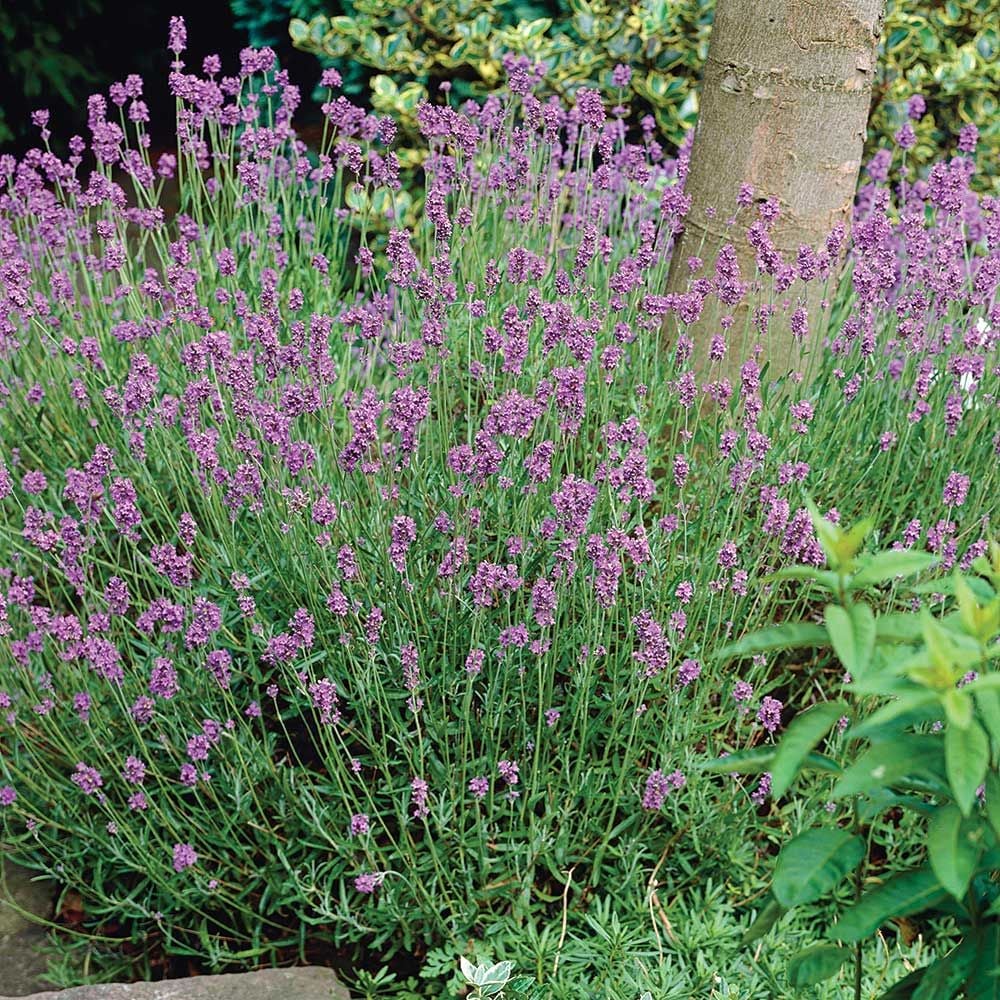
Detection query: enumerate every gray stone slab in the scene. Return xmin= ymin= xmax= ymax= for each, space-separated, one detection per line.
xmin=1 ymin=860 xmax=56 ymax=996
xmin=0 ymin=927 xmax=52 ymax=997
xmin=1 ymin=861 xmax=55 ymax=936
xmin=0 ymin=968 xmax=350 ymax=1000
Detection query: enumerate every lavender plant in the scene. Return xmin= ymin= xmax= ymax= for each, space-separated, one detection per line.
xmin=0 ymin=14 xmax=996 ymax=989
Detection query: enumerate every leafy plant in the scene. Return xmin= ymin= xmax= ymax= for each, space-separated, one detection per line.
xmin=709 ymin=512 xmax=1000 ymax=997
xmin=289 ymin=0 xmax=998 ymax=190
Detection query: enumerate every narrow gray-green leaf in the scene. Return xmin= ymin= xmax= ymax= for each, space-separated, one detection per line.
xmin=773 ymin=828 xmax=864 ymax=907
xmin=927 ymin=804 xmax=982 ymax=900
xmin=713 ymin=621 xmax=828 ymax=661
xmin=946 ymin=719 xmax=989 ymax=816
xmin=851 ymin=550 xmax=938 ymax=589
xmin=770 ymin=700 xmax=847 ymax=798
xmin=829 ymin=866 xmax=948 ymax=942
xmin=786 ymin=943 xmax=851 ymax=986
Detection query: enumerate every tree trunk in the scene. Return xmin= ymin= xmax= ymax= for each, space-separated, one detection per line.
xmin=666 ymin=0 xmax=885 ymax=377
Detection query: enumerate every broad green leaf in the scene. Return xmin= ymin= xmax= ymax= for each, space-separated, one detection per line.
xmin=851 ymin=550 xmax=938 ymax=588
xmin=942 ymin=688 xmax=974 ymax=729
xmin=829 ymin=866 xmax=948 ymax=942
xmin=825 ymin=603 xmax=876 ymax=679
xmin=985 ymin=772 xmax=1000 ymax=839
xmin=770 ymin=701 xmax=847 ymax=798
xmin=927 ymin=804 xmax=982 ymax=900
xmin=913 ymin=575 xmax=995 ymax=602
xmin=700 ymin=747 xmax=842 ymax=777
xmin=740 ymin=894 xmax=785 ymax=945
xmin=966 ymin=923 xmax=1000 ymax=1000
xmin=713 ymin=621 xmax=828 ymax=661
xmin=877 ymin=966 xmax=927 ymax=999
xmin=701 ymin=747 xmax=776 ymax=775
xmin=786 ymin=943 xmax=851 ymax=986
xmin=857 ymin=788 xmax=938 ymax=821
xmin=832 ymin=735 xmax=944 ymax=798
xmin=977 ymin=689 xmax=1000 ymax=754
xmin=956 ymin=574 xmax=1000 ymax=640
xmin=875 ymin=613 xmax=925 ymax=643
xmin=763 ymin=566 xmax=841 ymax=592
xmin=920 ymin=610 xmax=981 ymax=685
xmin=946 ymin=719 xmax=989 ymax=815
xmin=807 ymin=498 xmax=843 ymax=567
xmin=773 ymin=828 xmax=864 ymax=907
xmin=847 ymin=692 xmax=939 ymax=739
xmin=911 ymin=936 xmax=977 ymax=1000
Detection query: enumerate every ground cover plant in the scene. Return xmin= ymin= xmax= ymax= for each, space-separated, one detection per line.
xmin=0 ymin=15 xmax=998 ymax=997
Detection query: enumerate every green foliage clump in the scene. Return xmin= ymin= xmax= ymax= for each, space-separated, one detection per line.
xmin=290 ymin=0 xmax=999 ymax=188
xmin=0 ymin=0 xmax=102 ymax=146
xmin=872 ymin=0 xmax=999 ymax=187
xmin=709 ymin=521 xmax=1000 ymax=997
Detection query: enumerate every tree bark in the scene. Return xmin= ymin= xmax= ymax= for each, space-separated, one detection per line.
xmin=665 ymin=0 xmax=886 ymax=377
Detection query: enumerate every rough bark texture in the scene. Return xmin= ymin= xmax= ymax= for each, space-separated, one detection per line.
xmin=666 ymin=0 xmax=885 ymax=375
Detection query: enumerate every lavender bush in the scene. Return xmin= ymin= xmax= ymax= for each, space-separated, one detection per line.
xmin=0 ymin=15 xmax=997 ymax=993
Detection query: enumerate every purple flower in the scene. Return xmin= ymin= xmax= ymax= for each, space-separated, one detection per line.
xmin=0 ymin=786 xmax=15 ymax=807
xmin=717 ymin=541 xmax=739 ymax=569
xmin=128 ymin=792 xmax=148 ymax=811
xmin=172 ymin=842 xmax=197 ymax=873
xmin=530 ymin=578 xmax=557 ymax=628
xmin=354 ymin=872 xmax=382 ymax=894
xmin=677 ymin=658 xmax=701 ymax=687
xmin=185 ymin=597 xmax=222 ymax=649
xmin=131 ymin=696 xmax=154 ymax=724
xmin=71 ymin=763 xmax=103 ymax=795
xmin=497 ymin=760 xmax=519 ymax=786
xmin=411 ymin=777 xmax=430 ymax=819
xmin=958 ymin=123 xmax=979 ymax=154
xmin=149 ymin=658 xmax=178 ymax=700
xmin=757 ymin=696 xmax=783 ymax=734
xmin=309 ymin=678 xmax=340 ymax=725
xmin=575 ymin=88 xmax=605 ymax=129
xmin=642 ymin=769 xmax=685 ymax=810
xmin=751 ymin=772 xmax=772 ymax=806
xmin=732 ymin=680 xmax=754 ymax=704
xmin=179 ymin=764 xmax=198 ymax=787
xmin=611 ymin=64 xmax=632 ymax=88
xmin=122 ymin=756 xmax=146 ymax=785
xmin=469 ymin=776 xmax=489 ymax=799
xmin=21 ymin=471 xmax=47 ymax=495
xmin=943 ymin=471 xmax=969 ymax=508
xmin=350 ymin=813 xmax=370 ymax=836
xmin=168 ymin=16 xmax=187 ymax=55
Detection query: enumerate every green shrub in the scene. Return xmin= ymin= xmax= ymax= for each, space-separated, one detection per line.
xmin=290 ymin=0 xmax=999 ymax=189
xmin=708 ymin=522 xmax=1000 ymax=997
